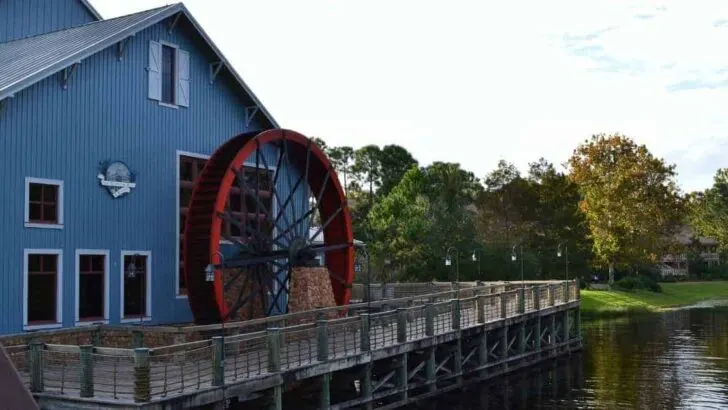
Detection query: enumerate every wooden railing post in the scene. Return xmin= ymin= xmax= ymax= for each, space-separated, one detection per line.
xmin=500 ymin=293 xmax=507 ymax=319
xmin=451 ymin=299 xmax=461 ymax=330
xmin=565 ymin=281 xmax=571 ymax=302
xmin=267 ymin=328 xmax=281 ymax=372
xmin=477 ymin=294 xmax=486 ymax=324
xmin=533 ymin=286 xmax=541 ymax=311
xmin=133 ymin=348 xmax=150 ymax=402
xmin=397 ymin=309 xmax=407 ymax=342
xmin=80 ymin=345 xmax=94 ymax=397
xmin=317 ymin=320 xmax=329 ymax=361
xmin=29 ymin=342 xmax=44 ymax=393
xmin=132 ymin=330 xmax=144 ymax=348
xmin=360 ymin=313 xmax=371 ymax=352
xmin=518 ymin=288 xmax=525 ymax=314
xmin=425 ymin=304 xmax=435 ymax=336
xmin=212 ymin=336 xmax=224 ymax=387
xmin=549 ymin=284 xmax=556 ymax=306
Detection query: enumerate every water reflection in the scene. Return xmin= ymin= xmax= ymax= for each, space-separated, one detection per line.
xmin=408 ymin=307 xmax=728 ymax=409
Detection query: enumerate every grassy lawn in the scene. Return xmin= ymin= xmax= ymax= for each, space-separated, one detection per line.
xmin=581 ymin=281 xmax=728 ymax=317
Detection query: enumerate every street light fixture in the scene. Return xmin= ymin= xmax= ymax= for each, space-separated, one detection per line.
xmin=557 ymin=242 xmax=569 ymax=280
xmin=511 ymin=244 xmax=524 ymax=287
xmin=445 ymin=247 xmax=460 ymax=297
xmin=471 ymin=249 xmax=481 ymax=278
xmin=205 ymin=251 xmax=226 ymax=332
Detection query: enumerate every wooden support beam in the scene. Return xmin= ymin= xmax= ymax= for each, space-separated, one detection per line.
xmin=168 ymin=12 xmax=182 ymax=33
xmin=362 ymin=362 xmax=373 ymax=410
xmin=320 ymin=373 xmax=331 ymax=409
xmin=426 ymin=347 xmax=436 ymax=393
xmin=398 ymin=353 xmax=408 ymax=401
xmin=61 ymin=63 xmax=80 ymax=90
xmin=209 ymin=61 xmax=224 ymax=84
xmin=479 ymin=330 xmax=488 ymax=378
xmin=245 ymin=106 xmax=259 ymax=128
xmin=117 ymin=37 xmax=131 ymax=60
xmin=454 ymin=339 xmax=463 ymax=385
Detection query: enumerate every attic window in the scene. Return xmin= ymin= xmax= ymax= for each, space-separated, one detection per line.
xmin=148 ymin=41 xmax=190 ymax=107
xmin=162 ymin=45 xmax=176 ymax=104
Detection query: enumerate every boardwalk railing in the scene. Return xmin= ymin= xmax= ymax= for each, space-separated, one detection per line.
xmin=11 ymin=280 xmax=580 ymax=403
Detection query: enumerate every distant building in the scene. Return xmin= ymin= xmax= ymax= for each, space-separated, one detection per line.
xmin=659 ymin=226 xmax=719 ymax=278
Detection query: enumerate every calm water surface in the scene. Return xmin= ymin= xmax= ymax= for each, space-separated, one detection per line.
xmin=408 ymin=305 xmax=728 ymax=409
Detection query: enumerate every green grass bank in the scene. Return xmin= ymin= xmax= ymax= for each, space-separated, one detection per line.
xmin=580 ymin=281 xmax=728 ymax=318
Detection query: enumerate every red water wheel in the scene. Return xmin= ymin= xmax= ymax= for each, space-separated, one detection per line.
xmin=183 ymin=129 xmax=354 ymax=324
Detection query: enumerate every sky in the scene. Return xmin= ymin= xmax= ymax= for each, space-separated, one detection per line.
xmin=92 ymin=0 xmax=728 ymax=193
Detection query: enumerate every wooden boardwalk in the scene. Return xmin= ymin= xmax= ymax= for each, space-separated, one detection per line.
xmin=14 ymin=281 xmax=580 ymax=408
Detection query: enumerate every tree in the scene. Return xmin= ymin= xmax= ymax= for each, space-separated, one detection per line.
xmin=689 ymin=168 xmax=728 ymax=253
xmin=311 ymin=136 xmax=328 ymax=152
xmin=369 ymin=168 xmax=432 ymax=279
xmin=379 ymin=145 xmax=418 ymax=196
xmin=352 ymin=145 xmax=383 ymax=194
xmin=568 ymin=133 xmax=685 ymax=284
xmin=477 ymin=160 xmax=538 ymax=249
xmin=327 ymin=146 xmax=354 ymax=192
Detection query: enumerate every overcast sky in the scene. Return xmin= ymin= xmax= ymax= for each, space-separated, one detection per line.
xmin=92 ymin=0 xmax=728 ymax=193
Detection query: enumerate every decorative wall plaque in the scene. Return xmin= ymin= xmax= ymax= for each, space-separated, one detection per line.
xmin=98 ymin=160 xmax=136 ymax=198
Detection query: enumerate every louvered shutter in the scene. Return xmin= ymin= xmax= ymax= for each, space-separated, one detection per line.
xmin=176 ymin=49 xmax=190 ymax=107
xmin=148 ymin=41 xmax=162 ymax=101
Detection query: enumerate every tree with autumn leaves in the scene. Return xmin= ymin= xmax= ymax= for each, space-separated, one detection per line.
xmin=568 ymin=133 xmax=685 ymax=284
xmin=312 ymin=132 xmax=690 ymax=284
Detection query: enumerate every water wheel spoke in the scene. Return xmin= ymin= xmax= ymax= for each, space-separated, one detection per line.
xmin=308 ymin=169 xmax=331 ymax=235
xmin=255 ymin=140 xmax=293 ymax=241
xmin=309 ymin=203 xmax=345 ymax=246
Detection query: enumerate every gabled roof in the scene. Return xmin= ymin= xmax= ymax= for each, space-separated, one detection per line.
xmin=0 ymin=3 xmax=278 ymax=128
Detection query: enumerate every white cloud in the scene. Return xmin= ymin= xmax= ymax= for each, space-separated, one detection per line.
xmin=91 ymin=0 xmax=728 ymax=192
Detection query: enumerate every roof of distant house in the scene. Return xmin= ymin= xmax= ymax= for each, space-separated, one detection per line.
xmin=673 ymin=225 xmax=718 ymax=246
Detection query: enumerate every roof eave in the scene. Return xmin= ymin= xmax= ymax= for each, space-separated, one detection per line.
xmin=0 ymin=5 xmax=180 ymax=101
xmin=0 ymin=3 xmax=280 ymax=129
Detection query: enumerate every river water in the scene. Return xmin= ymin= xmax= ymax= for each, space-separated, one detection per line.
xmin=408 ymin=303 xmax=728 ymax=409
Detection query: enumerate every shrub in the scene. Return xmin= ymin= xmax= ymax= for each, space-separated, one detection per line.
xmin=615 ymin=275 xmax=661 ymax=293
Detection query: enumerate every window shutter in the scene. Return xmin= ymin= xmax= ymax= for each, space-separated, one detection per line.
xmin=176 ymin=49 xmax=190 ymax=107
xmin=148 ymin=41 xmax=162 ymax=101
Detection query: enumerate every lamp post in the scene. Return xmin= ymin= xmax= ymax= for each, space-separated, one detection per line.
xmin=205 ymin=251 xmax=226 ymax=336
xmin=511 ymin=244 xmax=524 ymax=287
xmin=354 ymin=245 xmax=371 ymax=314
xmin=445 ymin=247 xmax=459 ymax=297
xmin=125 ymin=253 xmax=145 ymax=329
xmin=471 ymin=249 xmax=481 ymax=279
xmin=557 ymin=243 xmax=569 ymax=280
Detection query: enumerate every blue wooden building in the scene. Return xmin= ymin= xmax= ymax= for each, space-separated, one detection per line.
xmin=0 ymin=1 xmax=286 ymax=334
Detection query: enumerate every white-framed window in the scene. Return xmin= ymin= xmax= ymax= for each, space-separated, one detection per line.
xmin=176 ymin=150 xmax=210 ymax=298
xmin=120 ymin=251 xmax=152 ymax=323
xmin=23 ymin=249 xmax=63 ymax=330
xmin=148 ymin=40 xmax=189 ymax=108
xmin=75 ymin=249 xmax=110 ymax=325
xmin=24 ymin=177 xmax=63 ymax=229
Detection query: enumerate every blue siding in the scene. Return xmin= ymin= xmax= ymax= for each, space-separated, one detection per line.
xmin=0 ymin=18 xmax=299 ymax=333
xmin=0 ymin=0 xmax=97 ymax=43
